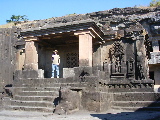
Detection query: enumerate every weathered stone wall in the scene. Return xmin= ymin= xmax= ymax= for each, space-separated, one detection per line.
xmin=15 ymin=45 xmax=25 ymax=70
xmin=149 ymin=65 xmax=160 ymax=85
xmin=38 ymin=47 xmax=52 ymax=78
xmin=0 ymin=28 xmax=18 ymax=91
xmin=17 ymin=7 xmax=160 ymax=32
xmin=1 ymin=7 xmax=160 ymax=112
xmin=16 ymin=7 xmax=160 ymax=82
xmin=93 ymin=45 xmax=101 ymax=69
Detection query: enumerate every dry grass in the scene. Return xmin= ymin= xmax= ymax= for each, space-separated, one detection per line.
xmin=134 ymin=5 xmax=156 ymax=9
xmin=0 ymin=21 xmax=36 ymax=28
xmin=0 ymin=22 xmax=15 ymax=28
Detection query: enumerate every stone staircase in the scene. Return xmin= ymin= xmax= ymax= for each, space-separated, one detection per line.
xmin=10 ymin=87 xmax=60 ymax=112
xmin=111 ymin=92 xmax=160 ymax=111
xmin=10 ymin=77 xmax=160 ymax=112
xmin=9 ymin=77 xmax=87 ymax=112
xmin=10 ymin=78 xmax=63 ymax=112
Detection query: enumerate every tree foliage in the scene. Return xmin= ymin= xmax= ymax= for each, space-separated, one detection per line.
xmin=150 ymin=0 xmax=160 ymax=7
xmin=6 ymin=15 xmax=28 ymax=23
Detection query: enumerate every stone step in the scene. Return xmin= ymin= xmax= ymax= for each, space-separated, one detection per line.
xmin=14 ymin=87 xmax=60 ymax=92
xmin=13 ymin=78 xmax=82 ymax=87
xmin=15 ymin=83 xmax=62 ymax=87
xmin=17 ymin=91 xmax=59 ymax=96
xmin=112 ymin=106 xmax=160 ymax=111
xmin=13 ymin=78 xmax=91 ymax=88
xmin=14 ymin=95 xmax=58 ymax=101
xmin=112 ymin=101 xmax=160 ymax=107
xmin=14 ymin=77 xmax=98 ymax=85
xmin=15 ymin=83 xmax=85 ymax=88
xmin=107 ymin=88 xmax=154 ymax=92
xmin=14 ymin=78 xmax=65 ymax=84
xmin=9 ymin=105 xmax=54 ymax=112
xmin=10 ymin=80 xmax=62 ymax=113
xmin=112 ymin=92 xmax=156 ymax=94
xmin=112 ymin=92 xmax=160 ymax=101
xmin=13 ymin=87 xmax=61 ymax=99
xmin=11 ymin=100 xmax=54 ymax=108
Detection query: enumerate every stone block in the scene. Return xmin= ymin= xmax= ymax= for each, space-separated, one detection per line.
xmin=74 ymin=67 xmax=93 ymax=77
xmin=149 ymin=52 xmax=160 ymax=64
xmin=2 ymin=97 xmax=11 ymax=110
xmin=14 ymin=69 xmax=44 ymax=79
xmin=54 ymin=87 xmax=80 ymax=114
xmin=82 ymin=91 xmax=101 ymax=112
xmin=100 ymin=93 xmax=113 ymax=111
xmin=63 ymin=68 xmax=75 ymax=78
xmin=154 ymin=85 xmax=160 ymax=93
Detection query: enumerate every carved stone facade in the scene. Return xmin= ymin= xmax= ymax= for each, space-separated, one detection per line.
xmin=1 ymin=7 xmax=160 ymax=112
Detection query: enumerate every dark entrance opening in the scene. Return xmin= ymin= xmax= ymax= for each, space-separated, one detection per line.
xmin=149 ymin=71 xmax=155 ymax=85
xmin=149 ymin=71 xmax=154 ymax=80
xmin=158 ymin=40 xmax=160 ymax=51
xmin=149 ymin=41 xmax=153 ymax=52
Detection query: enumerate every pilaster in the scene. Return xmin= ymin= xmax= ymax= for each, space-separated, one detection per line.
xmin=24 ymin=37 xmax=38 ymax=70
xmin=74 ymin=30 xmax=95 ymax=67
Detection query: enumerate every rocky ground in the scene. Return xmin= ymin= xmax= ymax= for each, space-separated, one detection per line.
xmin=0 ymin=109 xmax=160 ymax=120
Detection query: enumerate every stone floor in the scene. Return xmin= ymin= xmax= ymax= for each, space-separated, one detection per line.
xmin=0 ymin=109 xmax=160 ymax=120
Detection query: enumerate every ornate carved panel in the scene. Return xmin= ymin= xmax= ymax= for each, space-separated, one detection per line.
xmin=126 ymin=57 xmax=134 ymax=78
xmin=109 ymin=41 xmax=124 ymax=74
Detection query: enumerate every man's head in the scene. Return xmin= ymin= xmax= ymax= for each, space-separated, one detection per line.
xmin=53 ymin=50 xmax=58 ymax=54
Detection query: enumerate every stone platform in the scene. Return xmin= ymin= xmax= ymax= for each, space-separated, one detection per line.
xmin=1 ymin=77 xmax=158 ymax=113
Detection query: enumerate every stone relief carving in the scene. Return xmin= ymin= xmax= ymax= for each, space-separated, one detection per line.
xmin=109 ymin=41 xmax=124 ymax=74
xmin=136 ymin=52 xmax=145 ymax=80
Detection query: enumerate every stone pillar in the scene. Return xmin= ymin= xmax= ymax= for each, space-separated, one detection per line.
xmin=24 ymin=37 xmax=38 ymax=70
xmin=74 ymin=30 xmax=95 ymax=67
xmin=152 ymin=40 xmax=159 ymax=52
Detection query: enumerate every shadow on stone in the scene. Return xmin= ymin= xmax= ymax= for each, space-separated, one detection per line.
xmin=90 ymin=111 xmax=160 ymax=120
xmin=3 ymin=84 xmax=13 ymax=98
xmin=53 ymin=87 xmax=80 ymax=115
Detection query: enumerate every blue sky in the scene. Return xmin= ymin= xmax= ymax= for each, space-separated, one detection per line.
xmin=0 ymin=0 xmax=152 ymax=25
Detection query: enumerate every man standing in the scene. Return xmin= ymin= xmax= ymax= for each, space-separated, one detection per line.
xmin=51 ymin=50 xmax=60 ymax=78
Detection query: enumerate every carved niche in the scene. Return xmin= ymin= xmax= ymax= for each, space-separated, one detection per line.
xmin=126 ymin=57 xmax=134 ymax=78
xmin=109 ymin=41 xmax=124 ymax=76
xmin=136 ymin=52 xmax=145 ymax=80
xmin=125 ymin=40 xmax=135 ymax=79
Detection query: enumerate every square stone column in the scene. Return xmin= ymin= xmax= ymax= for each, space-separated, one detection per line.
xmin=24 ymin=37 xmax=38 ymax=70
xmin=74 ymin=30 xmax=95 ymax=67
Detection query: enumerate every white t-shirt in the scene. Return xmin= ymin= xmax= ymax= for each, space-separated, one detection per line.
xmin=52 ymin=54 xmax=60 ymax=65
